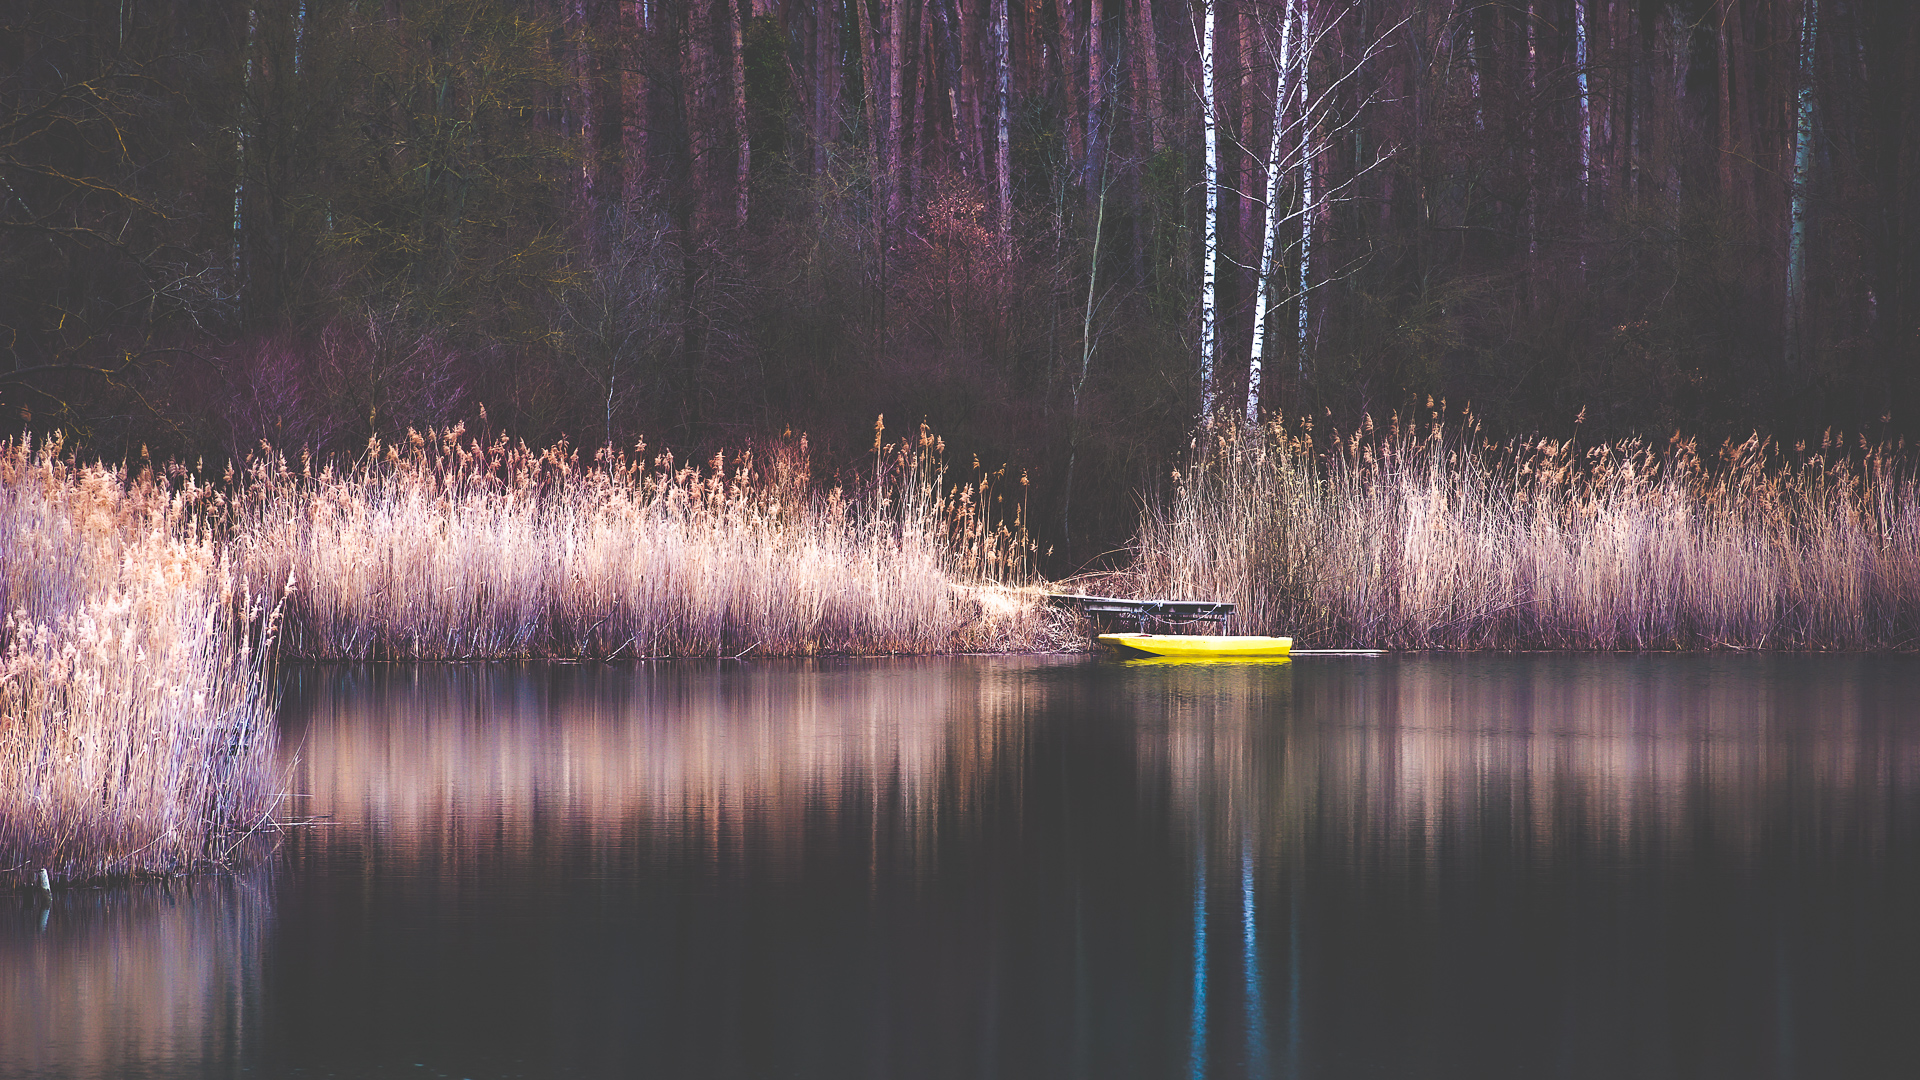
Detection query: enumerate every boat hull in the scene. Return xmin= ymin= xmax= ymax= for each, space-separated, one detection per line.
xmin=1097 ymin=633 xmax=1293 ymax=658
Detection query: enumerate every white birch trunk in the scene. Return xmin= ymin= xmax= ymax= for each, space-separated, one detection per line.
xmin=1575 ymin=0 xmax=1590 ymax=198
xmin=1295 ymin=1 xmax=1312 ymax=376
xmin=1246 ymin=0 xmax=1296 ymax=424
xmin=1787 ymin=0 xmax=1818 ymax=367
xmin=1198 ymin=0 xmax=1219 ymax=425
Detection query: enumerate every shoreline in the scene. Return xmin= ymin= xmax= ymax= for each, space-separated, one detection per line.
xmin=9 ymin=420 xmax=1920 ymax=886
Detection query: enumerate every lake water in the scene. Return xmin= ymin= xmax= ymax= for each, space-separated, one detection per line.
xmin=5 ymin=655 xmax=1920 ymax=1079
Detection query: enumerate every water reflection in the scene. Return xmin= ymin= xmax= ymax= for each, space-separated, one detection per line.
xmin=264 ymin=659 xmax=1146 ymax=1080
xmin=1142 ymin=654 xmax=1920 ymax=868
xmin=1188 ymin=836 xmax=1208 ymax=1080
xmin=1 ymin=655 xmax=1915 ymax=1079
xmin=1136 ymin=654 xmax=1920 ymax=1079
xmin=0 ymin=877 xmax=270 ymax=1078
xmin=1239 ymin=837 xmax=1267 ymax=1079
xmin=280 ymin=660 xmax=1047 ymax=881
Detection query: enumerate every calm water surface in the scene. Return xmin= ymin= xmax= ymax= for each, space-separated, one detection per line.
xmin=5 ymin=655 xmax=1920 ymax=1078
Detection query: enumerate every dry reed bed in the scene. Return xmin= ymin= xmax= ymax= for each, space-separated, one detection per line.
xmin=1137 ymin=413 xmax=1920 ymax=650
xmin=1 ymin=424 xmax=1044 ymax=883
xmin=1 ymin=440 xmax=285 ymax=887
xmin=229 ymin=423 xmax=1045 ymax=659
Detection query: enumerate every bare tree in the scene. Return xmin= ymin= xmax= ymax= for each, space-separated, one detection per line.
xmin=557 ymin=206 xmax=678 ymax=450
xmin=1133 ymin=0 xmax=1164 ymax=155
xmin=887 ymin=0 xmax=908 ymax=223
xmin=0 ymin=10 xmax=232 ymax=432
xmin=993 ymin=0 xmax=1013 ymax=256
xmin=1246 ymin=0 xmax=1297 ymax=423
xmin=1786 ymin=0 xmax=1819 ymax=368
xmin=731 ymin=0 xmax=750 ymax=227
xmin=1246 ymin=1 xmax=1403 ymax=417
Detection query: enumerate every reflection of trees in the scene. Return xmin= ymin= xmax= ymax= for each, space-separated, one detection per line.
xmin=1142 ymin=657 xmax=1920 ymax=870
xmin=281 ymin=660 xmax=1039 ymax=879
xmin=1138 ymin=657 xmax=1920 ymax=1079
xmin=0 ymin=878 xmax=270 ymax=1076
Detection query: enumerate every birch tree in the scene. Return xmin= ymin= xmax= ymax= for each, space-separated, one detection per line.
xmin=1294 ymin=0 xmax=1312 ymax=375
xmin=1245 ymin=0 xmax=1296 ymax=424
xmin=1197 ymin=0 xmax=1219 ymax=425
xmin=1575 ymin=0 xmax=1591 ymax=198
xmin=1252 ymin=0 xmax=1400 ymax=403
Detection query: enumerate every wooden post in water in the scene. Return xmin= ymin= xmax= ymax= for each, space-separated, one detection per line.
xmin=35 ymin=868 xmax=51 ymax=893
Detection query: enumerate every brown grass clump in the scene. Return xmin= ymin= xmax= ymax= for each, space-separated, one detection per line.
xmin=229 ymin=421 xmax=1042 ymax=659
xmin=1137 ymin=410 xmax=1920 ymax=650
xmin=1 ymin=439 xmax=287 ymax=887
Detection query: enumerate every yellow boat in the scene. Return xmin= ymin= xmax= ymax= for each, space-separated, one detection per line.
xmin=1097 ymin=633 xmax=1293 ymax=658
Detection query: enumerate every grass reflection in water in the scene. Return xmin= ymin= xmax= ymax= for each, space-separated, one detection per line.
xmin=5 ymin=656 xmax=1918 ymax=1080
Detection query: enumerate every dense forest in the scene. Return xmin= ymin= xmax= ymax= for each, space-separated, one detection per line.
xmin=3 ymin=0 xmax=1915 ymax=565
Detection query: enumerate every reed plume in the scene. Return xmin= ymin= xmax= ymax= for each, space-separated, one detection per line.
xmin=1 ymin=439 xmax=286 ymax=886
xmin=1 ymin=421 xmax=1043 ymax=883
xmin=1137 ymin=411 xmax=1920 ymax=650
xmin=229 ymin=421 xmax=1044 ymax=659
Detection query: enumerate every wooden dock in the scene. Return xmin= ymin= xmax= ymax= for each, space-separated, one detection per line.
xmin=1047 ymin=593 xmax=1385 ymax=655
xmin=1045 ymin=593 xmax=1234 ymax=633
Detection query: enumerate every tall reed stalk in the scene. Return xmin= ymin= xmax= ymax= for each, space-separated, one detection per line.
xmin=1 ymin=439 xmax=286 ymax=886
xmin=2 ymin=421 xmax=1044 ymax=883
xmin=1138 ymin=412 xmax=1920 ymax=650
xmin=229 ymin=421 xmax=1042 ymax=659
